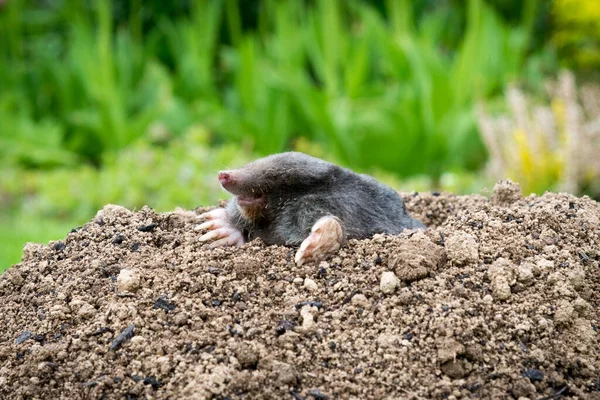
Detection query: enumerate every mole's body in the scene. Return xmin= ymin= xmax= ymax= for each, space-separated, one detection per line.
xmin=198 ymin=152 xmax=424 ymax=265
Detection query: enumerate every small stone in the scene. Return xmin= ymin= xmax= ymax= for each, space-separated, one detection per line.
xmin=228 ymin=324 xmax=244 ymax=336
xmin=380 ymin=271 xmax=400 ymax=294
xmin=137 ymin=223 xmax=158 ymax=232
xmin=293 ymin=277 xmax=304 ymax=285
xmin=350 ymin=294 xmax=370 ymax=309
xmin=445 ymin=232 xmax=479 ymax=265
xmin=300 ymin=306 xmax=317 ymax=330
xmin=116 ymin=269 xmax=140 ymax=293
xmin=304 ymin=278 xmax=318 ymax=291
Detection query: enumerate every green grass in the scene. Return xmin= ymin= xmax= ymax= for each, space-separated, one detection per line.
xmin=0 ymin=212 xmax=76 ymax=272
xmin=0 ymin=0 xmax=547 ymax=175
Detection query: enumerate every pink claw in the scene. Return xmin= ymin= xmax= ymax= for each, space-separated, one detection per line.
xmin=295 ymin=216 xmax=345 ymax=266
xmin=197 ymin=208 xmax=245 ymax=248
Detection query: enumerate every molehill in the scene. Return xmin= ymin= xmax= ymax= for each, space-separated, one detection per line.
xmin=0 ymin=181 xmax=598 ymax=399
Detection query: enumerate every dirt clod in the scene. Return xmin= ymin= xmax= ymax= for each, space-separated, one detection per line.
xmin=0 ymin=190 xmax=599 ymax=399
xmin=492 ymin=179 xmax=523 ymax=206
xmin=116 ymin=268 xmax=140 ymax=293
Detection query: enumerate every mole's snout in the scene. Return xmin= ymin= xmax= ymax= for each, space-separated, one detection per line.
xmin=218 ymin=171 xmax=234 ymax=188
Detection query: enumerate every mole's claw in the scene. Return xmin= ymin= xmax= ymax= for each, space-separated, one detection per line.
xmin=294 ymin=215 xmax=345 ymax=266
xmin=209 ymin=238 xmax=229 ymax=248
xmin=199 ymin=223 xmax=245 ymax=248
xmin=199 ymin=230 xmax=221 ymax=242
xmin=197 ymin=208 xmax=228 ymax=222
xmin=197 ymin=220 xmax=224 ymax=231
xmin=209 ymin=230 xmax=245 ymax=248
xmin=197 ymin=207 xmax=245 ymax=248
xmin=294 ymin=240 xmax=311 ymax=266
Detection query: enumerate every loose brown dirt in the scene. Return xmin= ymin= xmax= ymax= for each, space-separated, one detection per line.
xmin=0 ymin=181 xmax=598 ymax=399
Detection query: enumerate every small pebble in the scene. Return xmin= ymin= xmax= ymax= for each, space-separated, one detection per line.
xmin=116 ymin=269 xmax=140 ymax=293
xmin=380 ymin=271 xmax=400 ymax=294
xmin=304 ymin=278 xmax=318 ymax=291
xmin=293 ymin=277 xmax=304 ymax=285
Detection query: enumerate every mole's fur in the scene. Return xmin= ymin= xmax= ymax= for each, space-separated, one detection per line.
xmin=219 ymin=152 xmax=424 ymax=245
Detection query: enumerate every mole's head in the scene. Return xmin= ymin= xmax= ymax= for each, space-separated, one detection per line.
xmin=218 ymin=152 xmax=338 ymax=220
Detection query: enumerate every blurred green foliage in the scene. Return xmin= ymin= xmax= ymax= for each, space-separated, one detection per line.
xmin=0 ymin=0 xmax=561 ymax=269
xmin=0 ymin=0 xmax=546 ymax=173
xmin=9 ymin=128 xmax=251 ymax=222
xmin=552 ymin=0 xmax=600 ymax=72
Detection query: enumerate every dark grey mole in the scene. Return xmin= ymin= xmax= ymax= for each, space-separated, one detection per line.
xmin=221 ymin=152 xmax=425 ymax=245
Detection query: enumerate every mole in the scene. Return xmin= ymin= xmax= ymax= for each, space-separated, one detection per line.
xmin=197 ymin=152 xmax=425 ymax=265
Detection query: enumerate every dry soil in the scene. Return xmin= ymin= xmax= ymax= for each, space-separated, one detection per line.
xmin=0 ymin=181 xmax=598 ymax=399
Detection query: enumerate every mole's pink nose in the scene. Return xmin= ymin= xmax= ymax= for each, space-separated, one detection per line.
xmin=218 ymin=171 xmax=233 ymax=186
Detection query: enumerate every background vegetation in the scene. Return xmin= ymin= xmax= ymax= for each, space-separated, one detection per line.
xmin=1 ymin=0 xmax=598 ymax=270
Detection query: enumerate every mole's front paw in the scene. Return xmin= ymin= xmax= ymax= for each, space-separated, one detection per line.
xmin=295 ymin=216 xmax=345 ymax=266
xmin=196 ymin=208 xmax=245 ymax=248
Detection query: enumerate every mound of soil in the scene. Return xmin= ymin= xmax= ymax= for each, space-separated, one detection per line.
xmin=0 ymin=181 xmax=599 ymax=399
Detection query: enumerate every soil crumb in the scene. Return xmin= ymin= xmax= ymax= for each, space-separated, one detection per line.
xmin=1 ymin=183 xmax=599 ymax=399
